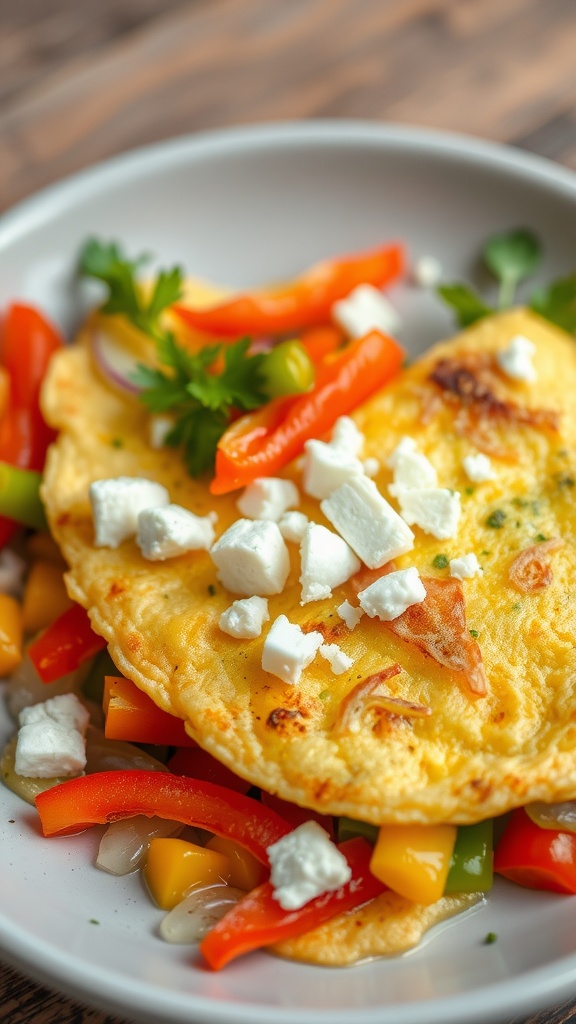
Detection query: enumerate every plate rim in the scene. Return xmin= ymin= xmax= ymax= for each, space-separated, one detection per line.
xmin=1 ymin=118 xmax=576 ymax=1024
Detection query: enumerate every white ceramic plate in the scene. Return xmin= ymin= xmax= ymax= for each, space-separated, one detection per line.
xmin=1 ymin=121 xmax=576 ymax=1024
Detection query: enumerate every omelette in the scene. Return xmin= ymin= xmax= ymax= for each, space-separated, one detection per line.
xmin=40 ymin=306 xmax=576 ymax=826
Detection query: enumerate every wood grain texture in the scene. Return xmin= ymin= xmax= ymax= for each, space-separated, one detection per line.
xmin=1 ymin=0 xmax=576 ymax=1021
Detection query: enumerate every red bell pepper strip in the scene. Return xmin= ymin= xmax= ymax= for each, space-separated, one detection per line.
xmin=35 ymin=769 xmax=292 ymax=863
xmin=199 ymin=836 xmax=386 ymax=969
xmin=167 ymin=747 xmax=252 ymax=795
xmin=0 ymin=304 xmax=63 ymax=546
xmin=260 ymin=790 xmax=335 ymax=838
xmin=211 ymin=328 xmax=404 ymax=494
xmin=28 ymin=603 xmax=107 ymax=683
xmin=173 ymin=242 xmax=404 ymax=337
xmin=494 ymin=808 xmax=576 ymax=894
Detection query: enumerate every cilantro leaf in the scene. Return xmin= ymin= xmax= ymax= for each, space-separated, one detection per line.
xmin=437 ymin=284 xmax=493 ymax=328
xmin=135 ymin=335 xmax=267 ymax=477
xmin=483 ymin=228 xmax=542 ymax=308
xmin=78 ymin=238 xmax=183 ymax=340
xmin=529 ymin=273 xmax=576 ymax=334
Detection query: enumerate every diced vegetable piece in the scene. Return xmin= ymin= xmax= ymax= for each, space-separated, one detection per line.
xmin=524 ymin=801 xmax=576 ymax=834
xmin=167 ymin=747 xmax=250 ymax=794
xmin=160 ymin=884 xmax=246 ymax=944
xmin=96 ymin=816 xmax=183 ymax=875
xmin=22 ymin=560 xmax=72 ymax=634
xmin=211 ymin=329 xmax=404 ymax=494
xmin=0 ymin=735 xmax=73 ymax=805
xmin=261 ymin=340 xmax=315 ymax=397
xmin=28 ymin=603 xmax=107 ymax=683
xmin=444 ymin=820 xmax=494 ymax=894
xmin=35 ymin=770 xmax=292 ymax=863
xmin=0 ymin=593 xmax=23 ymax=675
xmin=260 ymin=790 xmax=335 ymax=838
xmin=173 ymin=242 xmax=404 ymax=337
xmin=84 ymin=726 xmax=169 ymax=775
xmin=370 ymin=823 xmax=457 ymax=905
xmin=0 ymin=463 xmax=47 ymax=531
xmin=336 ymin=816 xmax=379 ymax=845
xmin=144 ymin=837 xmax=233 ymax=909
xmin=494 ymin=807 xmax=576 ymax=894
xmin=199 ymin=836 xmax=385 ymax=969
xmin=103 ymin=675 xmax=197 ymax=747
xmin=206 ymin=836 xmax=267 ymax=891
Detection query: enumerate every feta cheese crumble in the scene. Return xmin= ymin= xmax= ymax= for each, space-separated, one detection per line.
xmin=449 ymin=553 xmax=483 ymax=580
xmin=137 ymin=504 xmax=215 ymax=560
xmin=319 ymin=643 xmax=354 ymax=675
xmin=337 ymin=599 xmax=364 ymax=630
xmin=219 ymin=596 xmax=270 ymax=639
xmin=302 ymin=438 xmax=364 ymax=500
xmin=15 ymin=693 xmax=90 ymax=778
xmin=357 ymin=567 xmax=427 ymax=621
xmin=462 ymin=453 xmax=496 ymax=483
xmin=210 ymin=519 xmax=290 ymax=596
xmin=321 ymin=476 xmax=414 ymax=568
xmin=496 ymin=334 xmax=537 ymax=383
xmin=89 ymin=476 xmax=169 ymax=548
xmin=267 ymin=820 xmax=352 ymax=910
xmin=412 ymin=255 xmax=443 ymax=288
xmin=278 ymin=510 xmax=309 ymax=544
xmin=395 ymin=487 xmax=461 ymax=541
xmin=261 ymin=615 xmax=323 ymax=685
xmin=387 ymin=436 xmax=438 ymax=494
xmin=299 ymin=523 xmax=360 ymax=604
xmin=236 ymin=477 xmax=300 ymax=521
xmin=332 ymin=283 xmax=401 ymax=338
xmin=330 ymin=416 xmax=365 ymax=456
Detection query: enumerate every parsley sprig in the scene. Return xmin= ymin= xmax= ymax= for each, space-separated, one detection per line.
xmin=79 ymin=239 xmax=267 ymax=476
xmin=438 ymin=227 xmax=576 ymax=333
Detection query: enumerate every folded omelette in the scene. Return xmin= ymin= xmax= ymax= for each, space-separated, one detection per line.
xmin=40 ymin=307 xmax=576 ymax=840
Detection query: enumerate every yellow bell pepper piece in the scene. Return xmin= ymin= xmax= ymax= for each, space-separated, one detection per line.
xmin=22 ymin=560 xmax=72 ymax=634
xmin=0 ymin=593 xmax=23 ymax=675
xmin=206 ymin=835 xmax=267 ymax=891
xmin=370 ymin=823 xmax=457 ymax=905
xmin=144 ymin=838 xmax=233 ymax=910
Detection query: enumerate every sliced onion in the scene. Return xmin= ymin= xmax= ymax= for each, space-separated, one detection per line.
xmin=84 ymin=725 xmax=169 ymax=774
xmin=97 ymin=815 xmax=183 ymax=875
xmin=6 ymin=652 xmax=85 ymax=718
xmin=525 ymin=801 xmax=576 ymax=833
xmin=90 ymin=324 xmax=144 ymax=395
xmin=159 ymin=884 xmax=245 ymax=944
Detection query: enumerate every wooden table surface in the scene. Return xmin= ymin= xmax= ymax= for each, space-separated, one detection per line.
xmin=1 ymin=0 xmax=576 ymax=1021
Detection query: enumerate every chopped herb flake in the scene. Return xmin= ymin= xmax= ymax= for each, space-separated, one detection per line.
xmin=432 ymin=554 xmax=449 ymax=569
xmin=486 ymin=509 xmax=507 ymax=529
xmin=469 ymin=629 xmax=479 ymax=638
xmin=484 ymin=931 xmax=498 ymax=945
xmin=207 ymin=584 xmax=217 ymax=596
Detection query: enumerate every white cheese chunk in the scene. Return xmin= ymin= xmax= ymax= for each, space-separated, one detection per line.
xmin=357 ymin=566 xmax=426 ymax=621
xmin=395 ymin=486 xmax=461 ymax=540
xmin=330 ymin=416 xmax=365 ymax=457
xmin=137 ymin=504 xmax=215 ymax=560
xmin=319 ymin=643 xmax=354 ymax=675
xmin=261 ymin=614 xmax=323 ymax=685
xmin=462 ymin=453 xmax=496 ymax=483
xmin=332 ymin=283 xmax=401 ymax=338
xmin=278 ymin=510 xmax=309 ymax=544
xmin=236 ymin=477 xmax=299 ymax=521
xmin=149 ymin=414 xmax=174 ymax=449
xmin=321 ymin=476 xmax=414 ymax=569
xmin=210 ymin=519 xmax=290 ymax=596
xmin=412 ymin=255 xmax=442 ymax=288
xmin=449 ymin=553 xmax=483 ymax=580
xmin=337 ymin=599 xmax=364 ymax=630
xmin=15 ymin=721 xmax=87 ymax=778
xmin=362 ymin=457 xmax=381 ymax=478
xmin=299 ymin=523 xmax=361 ymax=604
xmin=90 ymin=476 xmax=170 ymax=548
xmin=19 ymin=693 xmax=90 ymax=734
xmin=267 ymin=820 xmax=352 ymax=910
xmin=496 ymin=334 xmax=537 ymax=382
xmin=387 ymin=436 xmax=438 ymax=494
xmin=302 ymin=438 xmax=364 ymax=500
xmin=219 ymin=596 xmax=270 ymax=639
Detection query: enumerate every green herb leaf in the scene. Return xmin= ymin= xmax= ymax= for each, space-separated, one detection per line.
xmin=483 ymin=228 xmax=542 ymax=308
xmin=437 ymin=284 xmax=493 ymax=328
xmin=486 ymin=509 xmax=507 ymax=529
xmin=432 ymin=554 xmax=449 ymax=569
xmin=529 ymin=273 xmax=576 ymax=334
xmin=78 ymin=238 xmax=184 ymax=341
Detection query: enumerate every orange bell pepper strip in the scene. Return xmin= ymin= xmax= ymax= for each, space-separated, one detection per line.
xmin=173 ymin=242 xmax=404 ymax=337
xmin=0 ymin=304 xmax=63 ymax=547
xmin=28 ymin=603 xmax=107 ymax=683
xmin=103 ymin=675 xmax=197 ymax=747
xmin=494 ymin=808 xmax=576 ymax=894
xmin=199 ymin=836 xmax=386 ymax=969
xmin=210 ymin=328 xmax=404 ymax=494
xmin=35 ymin=769 xmax=292 ymax=863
